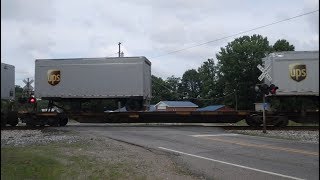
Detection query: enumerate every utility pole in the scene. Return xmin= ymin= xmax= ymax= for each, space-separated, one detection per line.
xmin=234 ymin=89 xmax=238 ymax=111
xmin=118 ymin=42 xmax=121 ymax=57
xmin=262 ymin=94 xmax=267 ymax=133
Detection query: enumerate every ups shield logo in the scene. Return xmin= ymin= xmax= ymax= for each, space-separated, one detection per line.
xmin=289 ymin=64 xmax=307 ymax=82
xmin=47 ymin=70 xmax=61 ymax=86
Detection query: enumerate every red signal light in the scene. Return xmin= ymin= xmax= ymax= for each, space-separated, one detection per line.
xmin=269 ymin=84 xmax=278 ymax=95
xmin=29 ymin=97 xmax=36 ymax=103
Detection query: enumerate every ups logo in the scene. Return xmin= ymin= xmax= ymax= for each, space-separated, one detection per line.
xmin=47 ymin=69 xmax=61 ymax=86
xmin=289 ymin=64 xmax=307 ymax=82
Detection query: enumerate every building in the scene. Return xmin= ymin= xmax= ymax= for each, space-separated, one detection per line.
xmin=155 ymin=101 xmax=198 ymax=111
xmin=197 ymin=105 xmax=234 ymax=112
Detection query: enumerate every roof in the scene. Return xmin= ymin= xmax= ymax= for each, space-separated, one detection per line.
xmin=197 ymin=105 xmax=225 ymax=111
xmin=156 ymin=101 xmax=198 ymax=108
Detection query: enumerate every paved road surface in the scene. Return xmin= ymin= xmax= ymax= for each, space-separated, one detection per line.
xmin=58 ymin=123 xmax=319 ymax=180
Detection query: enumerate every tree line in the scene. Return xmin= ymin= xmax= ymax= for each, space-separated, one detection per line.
xmin=151 ymin=34 xmax=296 ymax=110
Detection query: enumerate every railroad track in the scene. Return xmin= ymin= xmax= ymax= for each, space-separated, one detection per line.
xmin=221 ymin=126 xmax=319 ymax=131
xmin=1 ymin=126 xmax=45 ymax=131
xmin=1 ymin=124 xmax=319 ymax=131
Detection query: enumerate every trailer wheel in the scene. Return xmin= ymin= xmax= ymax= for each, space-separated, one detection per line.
xmin=273 ymin=116 xmax=289 ymax=127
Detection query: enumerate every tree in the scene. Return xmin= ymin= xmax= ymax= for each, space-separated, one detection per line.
xmin=180 ymin=69 xmax=201 ymax=100
xmin=216 ymin=34 xmax=272 ymax=110
xmin=151 ymin=75 xmax=172 ymax=104
xmin=197 ymin=59 xmax=221 ymax=106
xmin=272 ymin=39 xmax=295 ymax=52
xmin=165 ymin=76 xmax=181 ymax=100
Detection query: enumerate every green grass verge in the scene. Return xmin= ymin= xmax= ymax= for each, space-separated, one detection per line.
xmin=1 ymin=142 xmax=144 ymax=180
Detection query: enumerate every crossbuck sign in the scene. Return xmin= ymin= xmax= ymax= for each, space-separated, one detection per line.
xmin=257 ymin=64 xmax=272 ymax=81
xmin=23 ymin=78 xmax=34 ymax=91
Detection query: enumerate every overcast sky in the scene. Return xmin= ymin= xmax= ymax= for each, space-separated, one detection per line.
xmin=1 ymin=0 xmax=319 ymax=87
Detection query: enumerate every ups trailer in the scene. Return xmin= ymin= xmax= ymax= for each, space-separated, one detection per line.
xmin=1 ymin=63 xmax=19 ymax=127
xmin=246 ymin=51 xmax=319 ymax=127
xmin=20 ymin=56 xmax=152 ymax=126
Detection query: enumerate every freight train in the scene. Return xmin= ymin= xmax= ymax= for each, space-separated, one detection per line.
xmin=1 ymin=51 xmax=319 ymax=127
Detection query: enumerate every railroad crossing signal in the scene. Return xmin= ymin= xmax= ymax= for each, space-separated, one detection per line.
xmin=257 ymin=64 xmax=272 ymax=82
xmin=23 ymin=78 xmax=34 ymax=91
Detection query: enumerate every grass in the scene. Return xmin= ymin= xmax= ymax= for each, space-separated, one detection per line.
xmin=1 ymin=142 xmax=144 ymax=180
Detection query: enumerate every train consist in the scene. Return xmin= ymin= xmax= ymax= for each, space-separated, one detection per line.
xmin=1 ymin=51 xmax=319 ymax=127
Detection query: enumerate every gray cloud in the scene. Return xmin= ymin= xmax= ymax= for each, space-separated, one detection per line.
xmin=1 ymin=0 xmax=54 ymax=22
xmin=1 ymin=0 xmax=318 ymax=86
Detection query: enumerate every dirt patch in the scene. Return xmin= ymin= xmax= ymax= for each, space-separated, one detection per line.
xmin=2 ymin=128 xmax=204 ymax=179
xmin=62 ymin=134 xmax=202 ymax=180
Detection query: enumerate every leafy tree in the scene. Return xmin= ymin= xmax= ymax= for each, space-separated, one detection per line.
xmin=272 ymin=39 xmax=295 ymax=52
xmin=197 ymin=59 xmax=222 ymax=106
xmin=165 ymin=76 xmax=181 ymax=100
xmin=216 ymin=34 xmax=272 ymax=110
xmin=151 ymin=75 xmax=172 ymax=104
xmin=180 ymin=69 xmax=201 ymax=100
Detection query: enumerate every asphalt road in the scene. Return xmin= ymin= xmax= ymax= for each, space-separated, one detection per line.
xmin=59 ymin=123 xmax=319 ymax=180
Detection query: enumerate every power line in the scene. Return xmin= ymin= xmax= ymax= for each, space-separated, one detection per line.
xmin=151 ymin=9 xmax=319 ymax=59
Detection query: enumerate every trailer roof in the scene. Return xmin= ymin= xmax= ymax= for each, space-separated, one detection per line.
xmin=35 ymin=56 xmax=151 ymax=66
xmin=263 ymin=51 xmax=319 ymax=61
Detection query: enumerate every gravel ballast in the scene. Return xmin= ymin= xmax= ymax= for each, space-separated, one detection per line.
xmin=1 ymin=129 xmax=81 ymax=147
xmin=226 ymin=130 xmax=319 ymax=143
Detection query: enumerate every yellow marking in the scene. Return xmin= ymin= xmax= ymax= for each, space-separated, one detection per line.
xmin=238 ymin=111 xmax=249 ymax=115
xmin=176 ymin=112 xmax=191 ymax=115
xmin=201 ymin=112 xmax=218 ymax=115
xmin=129 ymin=114 xmax=139 ymax=118
xmin=200 ymin=137 xmax=319 ymax=156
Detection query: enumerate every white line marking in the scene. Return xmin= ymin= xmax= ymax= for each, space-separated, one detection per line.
xmin=191 ymin=134 xmax=239 ymax=137
xmin=158 ymin=147 xmax=305 ymax=180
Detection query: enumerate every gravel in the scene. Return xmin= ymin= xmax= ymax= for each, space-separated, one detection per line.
xmin=2 ymin=127 xmax=318 ymax=148
xmin=226 ymin=130 xmax=319 ymax=143
xmin=1 ymin=129 xmax=81 ymax=147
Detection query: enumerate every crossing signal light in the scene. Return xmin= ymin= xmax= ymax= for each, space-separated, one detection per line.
xmin=269 ymin=84 xmax=278 ymax=95
xmin=28 ymin=97 xmax=36 ymax=103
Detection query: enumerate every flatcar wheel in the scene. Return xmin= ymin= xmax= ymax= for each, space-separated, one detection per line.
xmin=8 ymin=112 xmax=19 ymax=127
xmin=1 ymin=113 xmax=7 ymax=127
xmin=245 ymin=115 xmax=262 ymax=127
xmin=47 ymin=117 xmax=59 ymax=127
xmin=25 ymin=118 xmax=36 ymax=127
xmin=59 ymin=117 xmax=68 ymax=126
xmin=273 ymin=116 xmax=289 ymax=127
xmin=24 ymin=115 xmax=37 ymax=127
